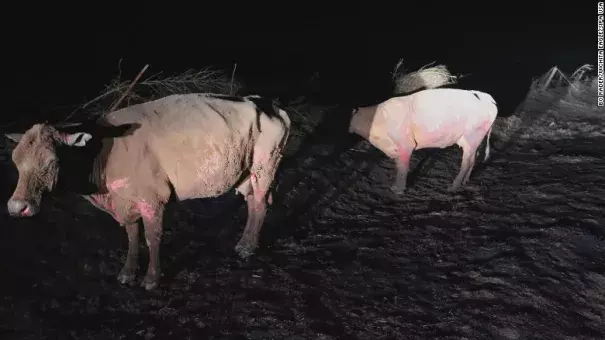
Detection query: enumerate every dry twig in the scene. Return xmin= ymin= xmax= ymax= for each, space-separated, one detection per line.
xmin=109 ymin=64 xmax=150 ymax=112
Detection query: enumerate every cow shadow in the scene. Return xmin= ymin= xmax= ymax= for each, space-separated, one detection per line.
xmin=158 ymin=102 xmax=371 ymax=283
xmin=257 ymin=105 xmax=365 ymax=238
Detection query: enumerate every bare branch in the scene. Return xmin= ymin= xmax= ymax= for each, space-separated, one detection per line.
xmin=230 ymin=63 xmax=238 ymax=95
xmin=109 ymin=64 xmax=150 ymax=112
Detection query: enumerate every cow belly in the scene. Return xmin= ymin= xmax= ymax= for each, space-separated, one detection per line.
xmin=166 ymin=145 xmax=250 ymax=200
xmin=414 ymin=127 xmax=464 ymax=148
xmin=149 ymin=119 xmax=256 ymax=200
xmin=411 ymin=113 xmax=467 ymax=149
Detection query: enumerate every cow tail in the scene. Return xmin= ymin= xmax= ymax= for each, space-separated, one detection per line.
xmin=483 ymin=92 xmax=497 ymax=162
xmin=484 ymin=125 xmax=493 ymax=162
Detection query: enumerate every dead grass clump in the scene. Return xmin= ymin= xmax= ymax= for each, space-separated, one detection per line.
xmin=391 ymin=59 xmax=459 ymax=95
xmin=561 ymin=64 xmax=600 ymax=110
xmin=526 ymin=64 xmax=601 ymax=115
xmin=65 ymin=64 xmax=243 ymax=122
xmin=493 ymin=64 xmax=603 ymax=144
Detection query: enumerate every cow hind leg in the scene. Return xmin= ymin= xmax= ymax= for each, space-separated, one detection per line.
xmin=235 ymin=150 xmax=282 ymax=258
xmin=462 ymin=147 xmax=478 ymax=185
xmin=449 ymin=128 xmax=487 ymax=192
xmin=235 ymin=175 xmax=273 ymax=205
xmin=117 ymin=222 xmax=140 ymax=285
xmin=237 ymin=190 xmax=266 ymax=258
xmin=462 ymin=148 xmax=478 ymax=186
xmin=140 ymin=205 xmax=165 ymax=290
xmin=449 ymin=143 xmax=475 ymax=192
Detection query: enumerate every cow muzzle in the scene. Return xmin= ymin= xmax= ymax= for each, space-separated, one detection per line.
xmin=7 ymin=199 xmax=39 ymax=217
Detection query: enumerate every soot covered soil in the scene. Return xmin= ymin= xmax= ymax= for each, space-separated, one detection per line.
xmin=0 ymin=93 xmax=604 ymax=339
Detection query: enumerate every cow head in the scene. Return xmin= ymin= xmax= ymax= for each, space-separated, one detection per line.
xmin=5 ymin=123 xmax=92 ymax=217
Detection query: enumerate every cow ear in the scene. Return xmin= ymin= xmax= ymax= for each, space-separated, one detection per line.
xmin=63 ymin=132 xmax=93 ymax=147
xmin=5 ymin=133 xmax=24 ymax=143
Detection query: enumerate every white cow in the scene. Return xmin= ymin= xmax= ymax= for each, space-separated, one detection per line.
xmin=349 ymin=88 xmax=498 ymax=193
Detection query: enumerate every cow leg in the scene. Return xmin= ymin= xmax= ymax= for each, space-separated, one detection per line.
xmin=117 ymin=222 xmax=140 ymax=285
xmin=449 ymin=135 xmax=482 ymax=192
xmin=141 ymin=207 xmax=165 ymax=290
xmin=235 ymin=175 xmax=273 ymax=205
xmin=462 ymin=148 xmax=478 ymax=185
xmin=235 ymin=152 xmax=281 ymax=258
xmin=450 ymin=123 xmax=492 ymax=191
xmin=391 ymin=147 xmax=414 ymax=195
xmin=236 ymin=191 xmax=265 ymax=258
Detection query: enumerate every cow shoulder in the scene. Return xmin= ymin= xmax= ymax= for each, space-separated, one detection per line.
xmin=244 ymin=95 xmax=281 ymax=119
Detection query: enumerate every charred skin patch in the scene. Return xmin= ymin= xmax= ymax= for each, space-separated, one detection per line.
xmin=87 ymin=194 xmax=139 ymax=225
xmin=108 ymin=178 xmax=130 ymax=191
xmin=86 ymin=177 xmax=148 ymax=225
xmin=136 ymin=200 xmax=158 ymax=221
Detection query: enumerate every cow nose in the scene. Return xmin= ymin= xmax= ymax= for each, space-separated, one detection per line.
xmin=7 ymin=199 xmax=31 ymax=216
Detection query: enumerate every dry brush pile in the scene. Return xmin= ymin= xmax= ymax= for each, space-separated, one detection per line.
xmin=491 ymin=64 xmax=603 ymax=149
xmin=63 ymin=65 xmax=244 ymax=123
xmin=390 ymin=58 xmax=460 ymax=95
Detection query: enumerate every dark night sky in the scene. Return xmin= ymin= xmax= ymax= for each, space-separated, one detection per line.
xmin=3 ymin=2 xmax=594 ymax=126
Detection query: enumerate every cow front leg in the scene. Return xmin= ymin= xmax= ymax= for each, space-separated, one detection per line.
xmin=117 ymin=222 xmax=140 ymax=285
xmin=140 ymin=204 xmax=165 ymax=290
xmin=391 ymin=148 xmax=413 ymax=195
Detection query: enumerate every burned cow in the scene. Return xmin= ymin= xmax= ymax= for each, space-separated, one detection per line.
xmin=5 ymin=93 xmax=291 ymax=290
xmin=349 ymin=88 xmax=498 ymax=193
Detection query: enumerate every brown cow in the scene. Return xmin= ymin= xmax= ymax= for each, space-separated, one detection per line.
xmin=5 ymin=93 xmax=291 ymax=290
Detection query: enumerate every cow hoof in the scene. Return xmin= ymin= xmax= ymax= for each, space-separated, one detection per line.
xmin=390 ymin=185 xmax=406 ymax=195
xmin=141 ymin=277 xmax=159 ymax=291
xmin=117 ymin=267 xmax=136 ymax=285
xmin=117 ymin=271 xmax=136 ymax=285
xmin=141 ymin=270 xmax=160 ymax=291
xmin=447 ymin=185 xmax=461 ymax=193
xmin=235 ymin=242 xmax=255 ymax=259
xmin=463 ymin=184 xmax=480 ymax=192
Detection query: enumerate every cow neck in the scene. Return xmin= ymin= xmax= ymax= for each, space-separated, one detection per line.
xmin=350 ymin=106 xmax=376 ymax=139
xmin=83 ymin=136 xmax=114 ymax=195
xmin=88 ymin=148 xmax=106 ymax=193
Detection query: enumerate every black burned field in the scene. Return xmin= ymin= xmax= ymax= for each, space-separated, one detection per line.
xmin=0 ymin=71 xmax=604 ymax=339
